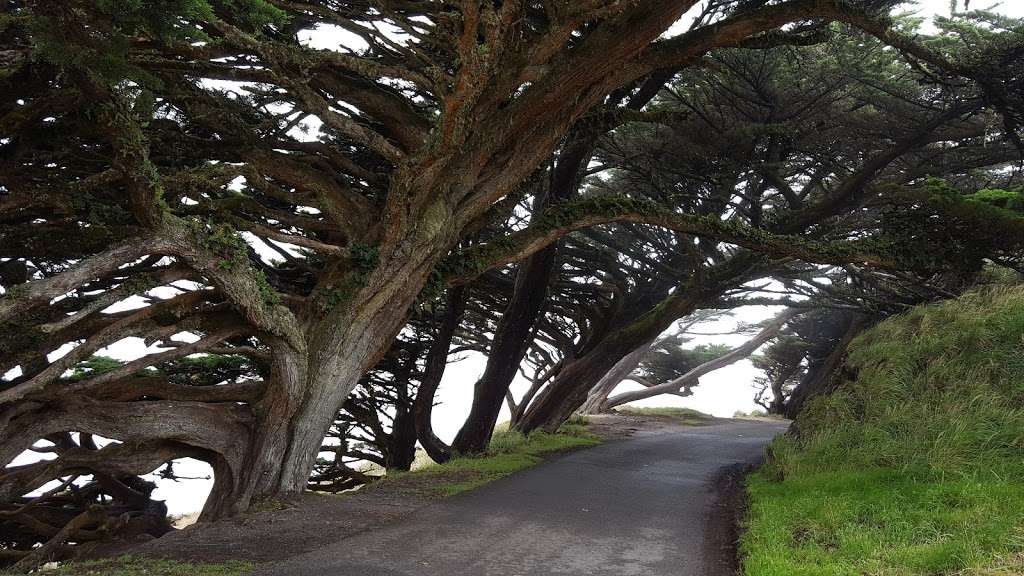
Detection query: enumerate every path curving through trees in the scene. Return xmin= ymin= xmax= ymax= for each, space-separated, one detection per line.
xmin=259 ymin=418 xmax=788 ymax=576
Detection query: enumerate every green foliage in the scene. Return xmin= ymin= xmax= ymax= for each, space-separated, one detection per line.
xmin=967 ymin=188 xmax=1024 ymax=212
xmin=26 ymin=0 xmax=286 ymax=85
xmin=316 ymin=243 xmax=380 ymax=312
xmin=349 ymin=243 xmax=380 ymax=272
xmin=742 ymin=286 xmax=1024 ymax=575
xmin=65 ymin=355 xmax=126 ymax=382
xmin=879 ymin=180 xmax=1024 ymax=272
xmin=211 ymin=0 xmax=288 ymax=29
xmin=186 ymin=219 xmax=281 ymax=306
xmin=17 ymin=555 xmax=253 ymax=575
xmin=251 ymin=268 xmax=281 ymax=306
xmin=640 ymin=338 xmax=731 ymax=384
xmin=195 ymin=221 xmax=249 ymax=271
xmin=94 ymin=0 xmax=216 ymax=39
xmin=163 ymin=353 xmax=255 ymax=386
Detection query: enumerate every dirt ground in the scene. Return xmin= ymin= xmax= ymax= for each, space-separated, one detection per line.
xmin=702 ymin=462 xmax=761 ymax=575
xmin=99 ymin=413 xmax=742 ymax=567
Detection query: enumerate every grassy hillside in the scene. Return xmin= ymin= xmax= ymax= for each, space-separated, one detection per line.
xmin=742 ymin=286 xmax=1024 ymax=575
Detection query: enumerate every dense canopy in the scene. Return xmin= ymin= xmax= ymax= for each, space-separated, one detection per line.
xmin=1 ymin=0 xmax=1023 ymax=569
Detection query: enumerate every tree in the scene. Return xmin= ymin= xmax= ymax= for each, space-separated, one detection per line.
xmin=599 ymin=308 xmax=799 ymax=411
xmin=509 ymin=22 xmax=1024 ymax=432
xmin=2 ymin=2 xmax=1022 ymax=565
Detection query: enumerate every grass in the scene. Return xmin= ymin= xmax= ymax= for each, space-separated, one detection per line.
xmin=378 ymin=424 xmax=600 ymax=498
xmin=614 ymin=405 xmax=714 ymax=424
xmin=9 ymin=556 xmax=253 ymax=575
xmin=742 ymin=285 xmax=1024 ymax=575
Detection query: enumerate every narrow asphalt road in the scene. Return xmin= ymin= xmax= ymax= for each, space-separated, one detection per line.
xmin=259 ymin=418 xmax=788 ymax=576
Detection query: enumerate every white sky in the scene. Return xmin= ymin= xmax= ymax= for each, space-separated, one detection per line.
xmin=12 ymin=0 xmax=1023 ymax=517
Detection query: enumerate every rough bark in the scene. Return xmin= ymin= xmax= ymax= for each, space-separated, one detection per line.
xmin=2 ymin=2 xmax=988 ymax=541
xmin=451 ymin=246 xmax=557 ymax=454
xmin=449 ymin=72 xmax=672 ymax=454
xmin=516 ymin=288 xmax=704 ymax=433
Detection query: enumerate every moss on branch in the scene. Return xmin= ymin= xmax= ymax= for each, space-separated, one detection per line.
xmin=440 ymin=195 xmax=899 ymax=283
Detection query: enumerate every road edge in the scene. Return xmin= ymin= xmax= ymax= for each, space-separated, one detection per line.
xmin=702 ymin=460 xmax=762 ymax=576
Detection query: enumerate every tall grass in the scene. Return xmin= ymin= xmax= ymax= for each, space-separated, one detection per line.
xmin=743 ymin=286 xmax=1024 ymax=575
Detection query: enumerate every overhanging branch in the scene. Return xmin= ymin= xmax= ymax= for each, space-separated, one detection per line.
xmin=443 ymin=196 xmax=897 ymax=284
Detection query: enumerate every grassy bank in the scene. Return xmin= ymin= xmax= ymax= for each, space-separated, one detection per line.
xmin=372 ymin=422 xmax=600 ymax=498
xmin=612 ymin=406 xmax=715 ymax=426
xmin=742 ymin=286 xmax=1024 ymax=575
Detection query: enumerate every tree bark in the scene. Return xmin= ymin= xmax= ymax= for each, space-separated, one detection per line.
xmin=450 ymin=247 xmax=557 ymax=453
xmin=516 ymin=289 xmax=703 ymax=434
xmin=386 ymin=403 xmax=418 ymax=471
xmin=450 ymin=115 xmax=613 ymax=454
xmin=413 ymin=287 xmax=468 ymax=464
xmin=200 ymin=223 xmax=458 ymax=516
xmin=577 ymin=339 xmax=657 ymax=415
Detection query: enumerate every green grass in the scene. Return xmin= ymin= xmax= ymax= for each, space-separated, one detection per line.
xmin=9 ymin=556 xmax=253 ymax=575
xmin=742 ymin=285 xmax=1024 ymax=575
xmin=614 ymin=405 xmax=714 ymax=424
xmin=380 ymin=425 xmax=600 ymax=498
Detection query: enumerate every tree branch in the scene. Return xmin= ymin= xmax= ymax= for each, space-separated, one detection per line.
xmin=444 ymin=197 xmax=897 ymax=284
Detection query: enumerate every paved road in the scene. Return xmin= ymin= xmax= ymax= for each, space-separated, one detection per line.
xmin=259 ymin=418 xmax=788 ymax=576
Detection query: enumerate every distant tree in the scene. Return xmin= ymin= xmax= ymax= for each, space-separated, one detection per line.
xmin=596 ymin=309 xmax=800 ymax=412
xmin=752 ymin=333 xmax=810 ymax=415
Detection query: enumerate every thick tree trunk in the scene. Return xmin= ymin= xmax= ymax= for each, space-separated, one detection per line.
xmin=203 ymin=222 xmax=456 ymax=517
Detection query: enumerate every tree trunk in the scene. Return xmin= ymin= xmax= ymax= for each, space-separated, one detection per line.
xmin=386 ymin=403 xmax=418 ymax=471
xmin=450 ymin=246 xmax=557 ymax=454
xmin=784 ymin=313 xmax=869 ymax=419
xmin=766 ymin=368 xmax=795 ymax=415
xmin=600 ymin=308 xmax=799 ymax=411
xmin=516 ymin=291 xmax=700 ymax=433
xmin=450 ymin=121 xmax=606 ymax=454
xmin=413 ymin=287 xmax=467 ymax=464
xmin=577 ymin=339 xmax=656 ymax=415
xmin=203 ymin=224 xmax=456 ymax=517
